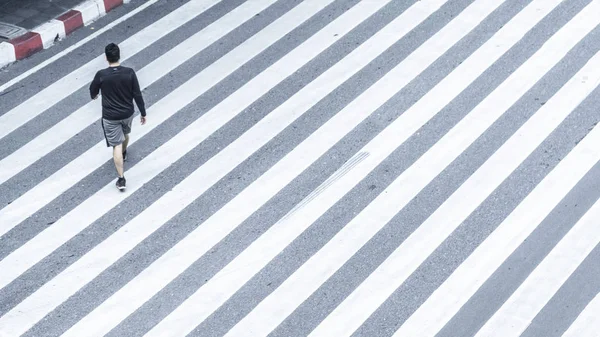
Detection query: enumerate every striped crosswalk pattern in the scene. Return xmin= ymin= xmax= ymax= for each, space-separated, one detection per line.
xmin=0 ymin=0 xmax=599 ymax=336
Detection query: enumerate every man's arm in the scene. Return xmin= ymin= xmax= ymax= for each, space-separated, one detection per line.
xmin=89 ymin=71 xmax=101 ymax=99
xmin=131 ymin=70 xmax=147 ymax=117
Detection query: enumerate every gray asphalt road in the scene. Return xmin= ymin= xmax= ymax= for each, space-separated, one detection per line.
xmin=0 ymin=0 xmax=599 ymax=336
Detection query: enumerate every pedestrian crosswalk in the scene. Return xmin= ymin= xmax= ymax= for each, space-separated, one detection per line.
xmin=0 ymin=0 xmax=272 ymax=186
xmin=0 ymin=0 xmax=599 ymax=336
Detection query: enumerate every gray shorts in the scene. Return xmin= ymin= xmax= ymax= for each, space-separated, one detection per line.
xmin=102 ymin=116 xmax=133 ymax=147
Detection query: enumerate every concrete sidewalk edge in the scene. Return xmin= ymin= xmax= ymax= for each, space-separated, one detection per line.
xmin=0 ymin=0 xmax=131 ymax=69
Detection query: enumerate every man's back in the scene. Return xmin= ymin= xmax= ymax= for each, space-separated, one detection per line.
xmin=89 ymin=65 xmax=146 ymax=121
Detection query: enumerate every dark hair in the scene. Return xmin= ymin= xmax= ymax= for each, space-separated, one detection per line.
xmin=105 ymin=43 xmax=120 ymax=63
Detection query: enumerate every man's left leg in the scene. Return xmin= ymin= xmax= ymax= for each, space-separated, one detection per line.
xmin=122 ymin=134 xmax=129 ymax=161
xmin=121 ymin=116 xmax=133 ymax=161
xmin=113 ymin=143 xmax=125 ymax=178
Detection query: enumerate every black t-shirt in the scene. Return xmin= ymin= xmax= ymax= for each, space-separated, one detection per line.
xmin=89 ymin=65 xmax=147 ymax=120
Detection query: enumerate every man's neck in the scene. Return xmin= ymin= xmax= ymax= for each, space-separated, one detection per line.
xmin=109 ymin=62 xmax=120 ymax=67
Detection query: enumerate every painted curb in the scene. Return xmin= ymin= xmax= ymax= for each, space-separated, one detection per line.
xmin=0 ymin=0 xmax=131 ymax=67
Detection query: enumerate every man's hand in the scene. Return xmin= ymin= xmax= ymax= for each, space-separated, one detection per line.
xmin=140 ymin=116 xmax=146 ymax=125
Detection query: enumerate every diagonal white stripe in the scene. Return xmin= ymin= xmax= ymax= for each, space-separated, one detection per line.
xmin=225 ymin=2 xmax=596 ymax=336
xmin=0 ymin=0 xmax=335 ymax=293
xmin=562 ymin=292 xmax=600 ymax=337
xmin=0 ymin=0 xmax=400 ymax=334
xmin=138 ymin=1 xmax=514 ymax=336
xmin=0 ymin=0 xmax=280 ymax=186
xmin=475 ymin=190 xmax=600 ymax=336
xmin=0 ymin=0 xmax=223 ymax=141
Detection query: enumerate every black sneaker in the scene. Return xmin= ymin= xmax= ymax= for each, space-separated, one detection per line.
xmin=116 ymin=176 xmax=126 ymax=190
xmin=122 ymin=150 xmax=128 ymax=161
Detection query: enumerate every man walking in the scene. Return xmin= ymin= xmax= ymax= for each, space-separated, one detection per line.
xmin=89 ymin=43 xmax=147 ymax=191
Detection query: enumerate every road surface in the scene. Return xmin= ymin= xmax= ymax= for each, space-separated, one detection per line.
xmin=0 ymin=0 xmax=599 ymax=336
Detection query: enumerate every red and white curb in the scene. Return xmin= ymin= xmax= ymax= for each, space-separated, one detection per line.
xmin=0 ymin=0 xmax=131 ymax=68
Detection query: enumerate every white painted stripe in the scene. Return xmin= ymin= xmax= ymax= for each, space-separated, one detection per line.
xmin=392 ymin=125 xmax=600 ymax=337
xmin=33 ymin=19 xmax=66 ymax=49
xmin=0 ymin=0 xmax=161 ymax=93
xmin=138 ymin=1 xmax=511 ymax=336
xmin=0 ymin=42 xmax=16 ymax=68
xmin=310 ymin=11 xmax=600 ymax=336
xmin=475 ymin=195 xmax=600 ymax=336
xmin=388 ymin=15 xmax=600 ymax=337
xmin=0 ymin=0 xmax=325 ymax=239
xmin=227 ymin=2 xmax=590 ymax=336
xmin=0 ymin=0 xmax=397 ymax=333
xmin=0 ymin=0 xmax=277 ymax=187
xmin=0 ymin=0 xmax=420 ymax=332
xmin=562 ymin=292 xmax=600 ymax=337
xmin=0 ymin=0 xmax=333 ymax=308
xmin=0 ymin=0 xmax=221 ymax=141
